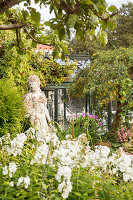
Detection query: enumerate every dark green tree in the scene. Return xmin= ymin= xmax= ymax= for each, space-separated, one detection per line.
xmin=69 ymin=2 xmax=133 ymax=59
xmin=107 ymin=2 xmax=133 ymax=48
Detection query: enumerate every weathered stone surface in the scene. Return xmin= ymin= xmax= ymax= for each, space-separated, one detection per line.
xmin=24 ymin=75 xmax=51 ymax=131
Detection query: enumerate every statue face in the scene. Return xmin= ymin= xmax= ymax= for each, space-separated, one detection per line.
xmin=29 ymin=81 xmax=39 ymax=92
xmin=27 ymin=75 xmax=40 ymax=92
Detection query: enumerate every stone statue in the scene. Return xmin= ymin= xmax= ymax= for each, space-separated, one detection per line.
xmin=23 ymin=75 xmax=52 ymax=131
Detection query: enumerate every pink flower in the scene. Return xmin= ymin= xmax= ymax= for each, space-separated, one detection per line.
xmin=94 ymin=115 xmax=98 ymax=120
xmin=127 ymin=130 xmax=130 ymax=139
xmin=82 ymin=113 xmax=85 ymax=118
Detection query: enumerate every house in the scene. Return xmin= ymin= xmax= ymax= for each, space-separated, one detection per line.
xmin=35 ymin=44 xmax=54 ymax=55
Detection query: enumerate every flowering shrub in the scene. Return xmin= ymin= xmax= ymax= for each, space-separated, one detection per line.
xmin=117 ymin=126 xmax=131 ymax=143
xmin=71 ymin=113 xmax=103 ymax=144
xmin=0 ymin=128 xmax=133 ymax=199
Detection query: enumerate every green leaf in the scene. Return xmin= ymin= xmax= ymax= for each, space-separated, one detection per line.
xmin=30 ymin=8 xmax=40 ymax=24
xmin=52 ymin=50 xmax=58 ymax=59
xmin=35 ymin=0 xmax=40 ymax=3
xmin=61 ymin=53 xmax=65 ymax=60
xmin=98 ymin=5 xmax=106 ymax=13
xmin=82 ymin=0 xmax=93 ymax=5
xmin=22 ymin=10 xmax=29 ymax=21
xmin=78 ymin=179 xmax=87 ymax=185
xmin=44 ymin=21 xmax=52 ymax=26
xmin=67 ymin=14 xmax=78 ymax=27
xmin=101 ymin=21 xmax=107 ymax=30
xmin=99 ymin=30 xmax=108 ymax=45
xmin=42 ymin=182 xmax=48 ymax=191
xmin=107 ymin=20 xmax=116 ymax=31
xmin=58 ymin=27 xmax=65 ymax=40
xmin=73 ymin=192 xmax=84 ymax=198
xmin=108 ymin=5 xmax=117 ymax=12
xmin=31 ymin=40 xmax=37 ymax=48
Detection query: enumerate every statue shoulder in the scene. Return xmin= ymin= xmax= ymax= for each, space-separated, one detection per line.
xmin=23 ymin=92 xmax=32 ymax=102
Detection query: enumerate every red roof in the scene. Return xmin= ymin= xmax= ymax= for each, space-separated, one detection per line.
xmin=35 ymin=44 xmax=54 ymax=51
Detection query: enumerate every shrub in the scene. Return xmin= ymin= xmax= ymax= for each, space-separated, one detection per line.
xmin=0 ymin=78 xmax=25 ymax=137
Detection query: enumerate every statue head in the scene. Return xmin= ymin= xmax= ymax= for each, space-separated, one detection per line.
xmin=27 ymin=75 xmax=40 ymax=92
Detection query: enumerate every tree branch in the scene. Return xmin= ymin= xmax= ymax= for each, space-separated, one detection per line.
xmin=52 ymin=0 xmax=80 ymax=14
xmin=16 ymin=29 xmax=27 ymax=50
xmin=0 ymin=24 xmax=24 ymax=30
xmin=87 ymin=4 xmax=118 ymax=22
xmin=24 ymin=28 xmax=51 ymax=46
xmin=0 ymin=0 xmax=24 ymax=14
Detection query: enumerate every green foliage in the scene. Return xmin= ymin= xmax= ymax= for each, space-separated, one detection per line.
xmin=0 ymin=44 xmax=76 ymax=93
xmin=107 ymin=2 xmax=133 ymax=49
xmin=0 ymin=8 xmax=69 ymax=58
xmin=69 ymin=2 xmax=133 ymax=60
xmin=30 ymin=52 xmax=76 ymax=86
xmin=0 ymin=0 xmax=118 ymax=56
xmin=69 ymin=168 xmax=133 ymax=200
xmin=70 ymin=47 xmax=133 ymax=131
xmin=56 ymin=113 xmax=104 ymax=145
xmin=0 ymin=78 xmax=25 ymax=137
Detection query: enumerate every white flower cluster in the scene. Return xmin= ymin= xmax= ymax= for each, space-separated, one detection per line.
xmin=1 ymin=133 xmax=27 ymax=157
xmin=17 ymin=176 xmax=30 ymax=189
xmin=30 ymin=128 xmax=59 ymax=165
xmin=82 ymin=145 xmax=110 ymax=169
xmin=55 ymin=166 xmax=72 ymax=199
xmin=2 ymin=133 xmax=27 ymax=157
xmin=109 ymin=150 xmax=133 ymax=182
xmin=10 ymin=133 xmax=27 ymax=156
xmin=36 ymin=129 xmax=60 ymax=147
xmin=31 ymin=142 xmax=49 ymax=165
xmin=2 ymin=128 xmax=133 ymax=199
xmin=52 ymin=133 xmax=89 ymax=168
xmin=3 ymin=162 xmax=17 ymax=178
xmin=31 ymin=131 xmax=133 ymax=199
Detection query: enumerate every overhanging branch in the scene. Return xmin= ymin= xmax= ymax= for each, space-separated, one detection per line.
xmin=0 ymin=24 xmax=24 ymax=30
xmin=0 ymin=0 xmax=23 ymax=14
xmin=24 ymin=28 xmax=51 ymax=46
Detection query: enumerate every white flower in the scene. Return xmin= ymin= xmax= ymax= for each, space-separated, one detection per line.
xmin=55 ymin=166 xmax=71 ymax=183
xmin=10 ymin=181 xmax=14 ymax=187
xmin=112 ymin=168 xmax=117 ymax=174
xmin=9 ymin=162 xmax=17 ymax=174
xmin=17 ymin=176 xmax=30 ymax=189
xmin=24 ymin=176 xmax=30 ymax=189
xmin=123 ymin=173 xmax=131 ymax=182
xmin=10 ymin=133 xmax=27 ymax=156
xmin=33 ymin=142 xmax=49 ymax=165
xmin=3 ymin=166 xmax=8 ymax=175
xmin=58 ymin=181 xmax=65 ymax=192
xmin=17 ymin=177 xmax=24 ymax=186
xmin=62 ymin=190 xmax=69 ymax=199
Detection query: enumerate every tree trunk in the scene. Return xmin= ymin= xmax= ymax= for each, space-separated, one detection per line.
xmin=111 ymin=86 xmax=124 ymax=133
xmin=112 ymin=98 xmax=123 ymax=133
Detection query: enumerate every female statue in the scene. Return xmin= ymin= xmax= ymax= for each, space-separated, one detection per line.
xmin=23 ymin=75 xmax=52 ymax=131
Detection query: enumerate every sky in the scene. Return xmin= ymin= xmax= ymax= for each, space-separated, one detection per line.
xmin=18 ymin=0 xmax=131 ymax=22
